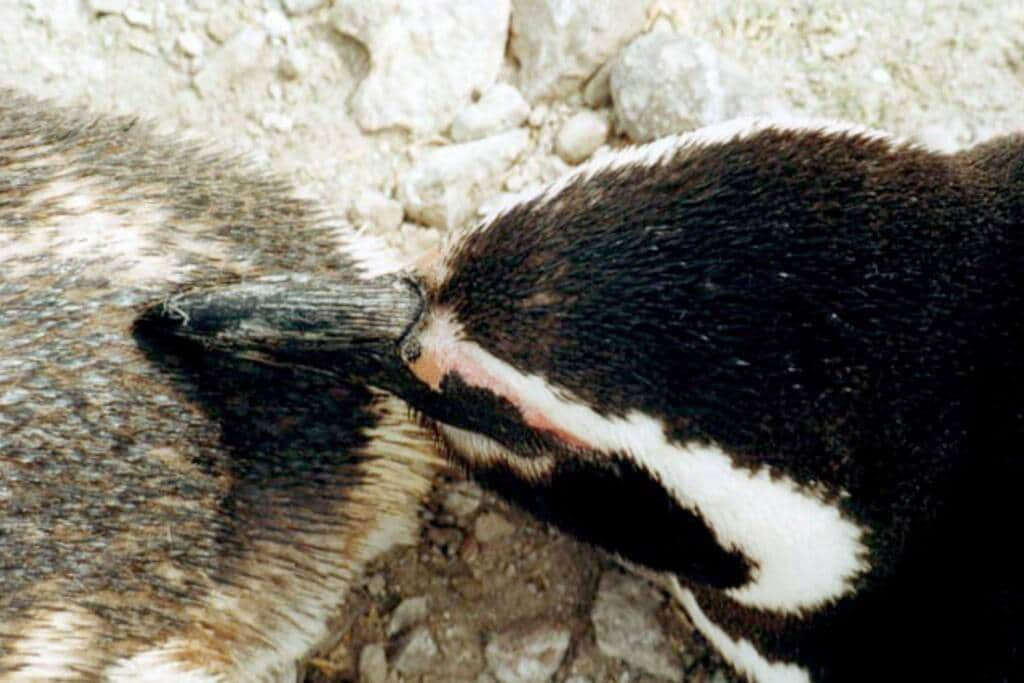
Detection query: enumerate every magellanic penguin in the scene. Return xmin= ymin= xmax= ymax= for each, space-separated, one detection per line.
xmin=159 ymin=118 xmax=1024 ymax=682
xmin=0 ymin=90 xmax=443 ymax=681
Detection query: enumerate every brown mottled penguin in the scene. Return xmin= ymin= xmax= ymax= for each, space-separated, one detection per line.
xmin=0 ymin=89 xmax=441 ymax=681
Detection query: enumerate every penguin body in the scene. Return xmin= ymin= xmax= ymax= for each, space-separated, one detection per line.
xmin=0 ymin=90 xmax=440 ymax=681
xmin=160 ymin=119 xmax=1024 ymax=682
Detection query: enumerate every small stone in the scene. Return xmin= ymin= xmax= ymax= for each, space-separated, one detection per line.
xmin=358 ymin=643 xmax=388 ymax=683
xmin=262 ymin=9 xmax=291 ymax=38
xmin=475 ymin=512 xmax=515 ymax=543
xmin=333 ymin=0 xmax=511 ymax=135
xmin=205 ymin=9 xmax=238 ymax=43
xmin=277 ymin=49 xmax=308 ymax=80
xmin=365 ymin=573 xmax=387 ymax=598
xmin=555 ymin=110 xmax=609 ymax=164
xmin=510 ymin=0 xmax=653 ymax=102
xmin=527 ymin=104 xmax=548 ymax=128
xmin=451 ymin=84 xmax=531 ymax=142
xmin=388 ymin=596 xmax=429 ymax=637
xmin=391 ymin=626 xmax=440 ymax=675
xmin=591 ymin=570 xmax=683 ymax=680
xmin=283 ymin=0 xmax=325 ymax=16
xmin=348 ymin=189 xmax=404 ymax=233
xmin=442 ymin=480 xmax=484 ymax=519
xmin=821 ymin=32 xmax=858 ymax=59
xmin=261 ymin=112 xmax=293 ymax=133
xmin=485 ymin=620 xmax=571 ymax=683
xmin=87 ymin=0 xmax=127 ymax=14
xmin=123 ymin=8 xmax=152 ymax=28
xmin=399 ymin=128 xmax=530 ymax=229
xmin=193 ymin=27 xmax=266 ymax=96
xmin=582 ymin=60 xmax=614 ymax=108
xmin=176 ymin=31 xmax=204 ymax=58
xmin=611 ymin=32 xmax=786 ymax=142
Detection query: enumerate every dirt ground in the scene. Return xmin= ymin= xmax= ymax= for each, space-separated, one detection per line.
xmin=3 ymin=2 xmax=1023 ymax=682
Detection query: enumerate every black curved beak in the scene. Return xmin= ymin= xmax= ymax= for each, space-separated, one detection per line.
xmin=142 ymin=273 xmax=424 ymax=383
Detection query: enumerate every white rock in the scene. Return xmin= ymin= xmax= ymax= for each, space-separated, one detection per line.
xmin=591 ymin=570 xmax=683 ymax=680
xmin=527 ymin=104 xmax=548 ymax=128
xmin=176 ymin=31 xmax=204 ymax=58
xmin=123 ymin=7 xmax=152 ymax=29
xmin=611 ymin=32 xmax=787 ymax=142
xmin=349 ymin=189 xmax=404 ymax=233
xmin=261 ymin=112 xmax=293 ymax=133
xmin=474 ymin=512 xmax=516 ymax=543
xmin=485 ymin=621 xmax=571 ymax=683
xmin=451 ymin=84 xmax=531 ymax=142
xmin=87 ymin=0 xmax=127 ymax=14
xmin=387 ymin=596 xmax=429 ymax=637
xmin=193 ymin=27 xmax=266 ymax=96
xmin=510 ymin=0 xmax=652 ymax=102
xmin=358 ymin=643 xmax=388 ymax=683
xmin=277 ymin=49 xmax=308 ymax=81
xmin=442 ymin=480 xmax=484 ymax=519
xmin=555 ymin=111 xmax=609 ymax=164
xmin=262 ymin=9 xmax=291 ymax=38
xmin=391 ymin=626 xmax=440 ymax=675
xmin=333 ymin=0 xmax=510 ymax=135
xmin=399 ymin=128 xmax=530 ymax=229
xmin=283 ymin=0 xmax=325 ymax=16
xmin=582 ymin=59 xmax=614 ymax=108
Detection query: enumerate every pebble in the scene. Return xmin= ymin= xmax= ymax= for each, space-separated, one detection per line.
xmin=123 ymin=8 xmax=152 ymax=29
xmin=176 ymin=31 xmax=204 ymax=58
xmin=282 ymin=0 xmax=325 ymax=16
xmin=358 ymin=642 xmax=388 ymax=683
xmin=582 ymin=60 xmax=614 ymax=108
xmin=590 ymin=570 xmax=683 ymax=680
xmin=555 ymin=111 xmax=609 ymax=164
xmin=348 ymin=189 xmax=404 ymax=233
xmin=451 ymin=84 xmax=531 ymax=142
xmin=391 ymin=626 xmax=441 ymax=675
xmin=527 ymin=104 xmax=548 ymax=128
xmin=365 ymin=573 xmax=387 ymax=598
xmin=610 ymin=32 xmax=786 ymax=142
xmin=442 ymin=480 xmax=484 ymax=519
xmin=485 ymin=620 xmax=571 ymax=683
xmin=399 ymin=128 xmax=530 ymax=229
xmin=277 ymin=48 xmax=308 ymax=81
xmin=87 ymin=0 xmax=127 ymax=14
xmin=388 ymin=596 xmax=429 ymax=637
xmin=193 ymin=27 xmax=266 ymax=96
xmin=333 ymin=0 xmax=511 ymax=135
xmin=260 ymin=112 xmax=293 ymax=133
xmin=262 ymin=9 xmax=291 ymax=39
xmin=474 ymin=512 xmax=516 ymax=543
xmin=205 ymin=9 xmax=238 ymax=44
xmin=510 ymin=0 xmax=652 ymax=101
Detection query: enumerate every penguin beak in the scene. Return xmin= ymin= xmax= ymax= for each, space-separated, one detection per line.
xmin=142 ymin=273 xmax=424 ymax=381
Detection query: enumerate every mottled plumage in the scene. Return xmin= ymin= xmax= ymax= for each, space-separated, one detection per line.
xmin=0 ymin=90 xmax=440 ymax=681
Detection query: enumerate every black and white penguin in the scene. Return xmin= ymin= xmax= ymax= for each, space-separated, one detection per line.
xmin=0 ymin=90 xmax=442 ymax=680
xmin=161 ymin=118 xmax=1024 ymax=682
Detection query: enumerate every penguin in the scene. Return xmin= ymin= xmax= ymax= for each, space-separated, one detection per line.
xmin=0 ymin=89 xmax=442 ymax=681
xmin=158 ymin=118 xmax=1024 ymax=682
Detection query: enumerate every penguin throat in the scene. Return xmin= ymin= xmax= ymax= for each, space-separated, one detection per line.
xmin=408 ymin=311 xmax=871 ymax=615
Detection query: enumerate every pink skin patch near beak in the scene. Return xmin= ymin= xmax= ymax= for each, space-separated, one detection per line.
xmin=407 ymin=311 xmax=591 ymax=452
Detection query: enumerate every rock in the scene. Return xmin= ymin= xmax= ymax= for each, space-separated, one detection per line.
xmin=278 ymin=48 xmax=308 ymax=81
xmin=87 ymin=0 xmax=127 ymax=14
xmin=261 ymin=112 xmax=293 ymax=133
xmin=193 ymin=27 xmax=266 ymax=96
xmin=388 ymin=596 xmax=429 ymax=637
xmin=399 ymin=128 xmax=529 ymax=229
xmin=391 ymin=626 xmax=441 ymax=675
xmin=442 ymin=480 xmax=484 ymax=519
xmin=333 ymin=0 xmax=511 ymax=135
xmin=527 ymin=104 xmax=548 ymax=128
xmin=510 ymin=0 xmax=652 ymax=102
xmin=262 ymin=9 xmax=291 ymax=39
xmin=123 ymin=7 xmax=152 ymax=29
xmin=451 ymin=84 xmax=531 ymax=142
xmin=555 ymin=111 xmax=609 ymax=164
xmin=591 ymin=570 xmax=683 ymax=680
xmin=485 ymin=620 xmax=571 ymax=683
xmin=176 ymin=31 xmax=204 ymax=58
xmin=358 ymin=642 xmax=388 ymax=683
xmin=283 ymin=0 xmax=325 ymax=16
xmin=474 ymin=512 xmax=516 ymax=543
xmin=348 ymin=189 xmax=404 ymax=233
xmin=582 ymin=60 xmax=614 ymax=108
xmin=365 ymin=573 xmax=387 ymax=598
xmin=610 ymin=32 xmax=786 ymax=142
